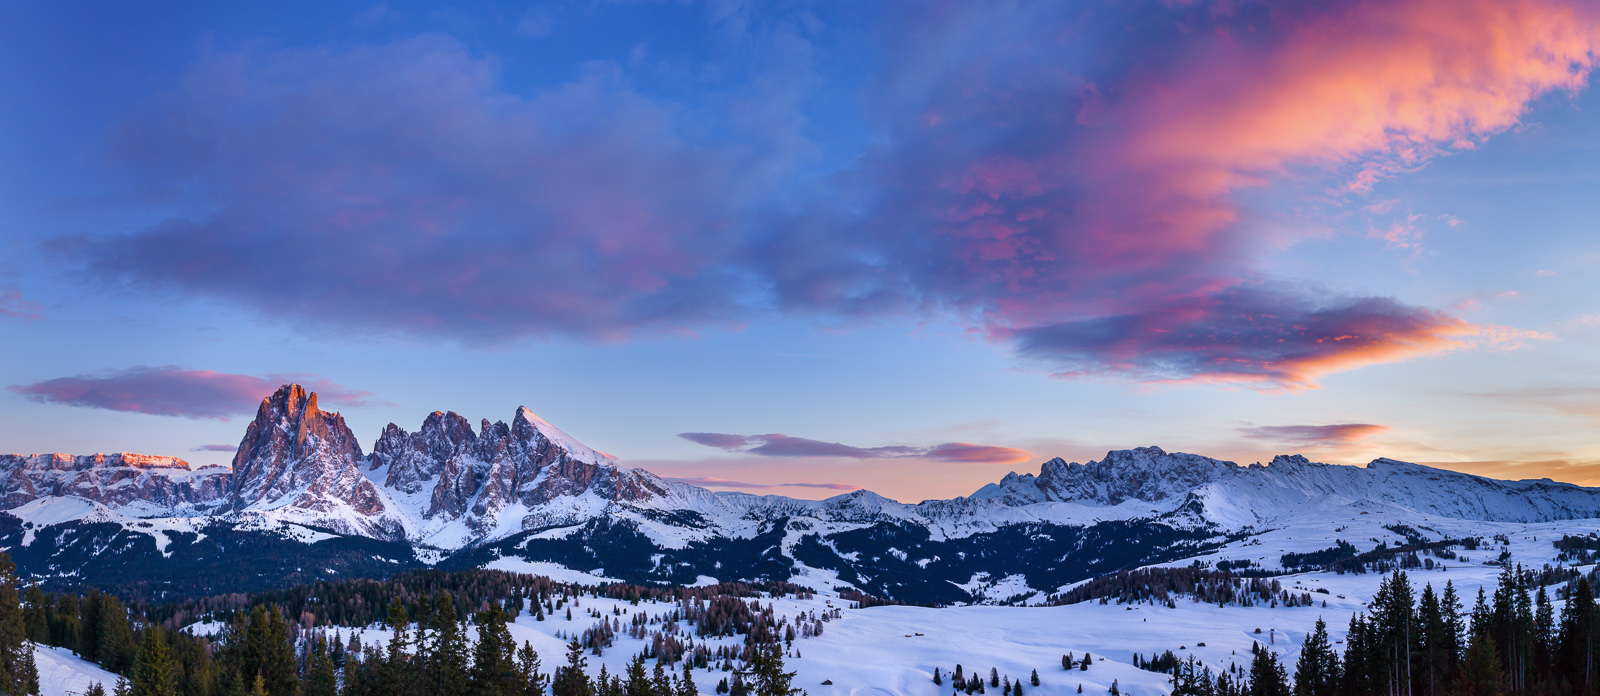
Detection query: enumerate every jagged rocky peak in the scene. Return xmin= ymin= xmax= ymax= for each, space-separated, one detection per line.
xmin=0 ymin=452 xmax=230 ymax=510
xmin=370 ymin=410 xmax=479 ymax=494
xmin=228 ymin=384 xmax=389 ymax=527
xmin=973 ymin=446 xmax=1238 ymax=506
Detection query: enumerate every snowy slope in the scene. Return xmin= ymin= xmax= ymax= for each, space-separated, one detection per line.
xmin=36 ymin=644 xmax=120 ymax=696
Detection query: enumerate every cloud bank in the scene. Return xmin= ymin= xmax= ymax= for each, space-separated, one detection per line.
xmin=665 ymin=476 xmax=858 ymax=492
xmin=9 ymin=367 xmax=380 ymax=420
xmin=53 ymin=0 xmax=1600 ymax=388
xmin=679 ymin=432 xmax=1033 ymax=464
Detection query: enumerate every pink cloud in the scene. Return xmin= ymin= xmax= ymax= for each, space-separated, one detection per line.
xmin=923 ymin=442 xmax=1033 ymax=465
xmin=0 ymin=286 xmax=42 ymax=322
xmin=190 ymin=444 xmax=238 ymax=452
xmin=845 ymin=0 xmax=1598 ymax=387
xmin=665 ymin=476 xmax=859 ymax=491
xmin=50 ymin=2 xmax=1598 ymax=388
xmin=9 ymin=366 xmax=380 ymax=420
xmin=677 ymin=432 xmax=1031 ymax=464
xmin=1240 ymin=423 xmax=1391 ymax=447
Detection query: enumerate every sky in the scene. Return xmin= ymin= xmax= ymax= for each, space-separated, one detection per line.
xmin=3 ymin=0 xmax=1600 ymax=503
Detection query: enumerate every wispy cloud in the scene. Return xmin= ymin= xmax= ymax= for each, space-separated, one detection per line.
xmin=9 ymin=366 xmax=381 ymax=420
xmin=1240 ymin=423 xmax=1390 ymax=447
xmin=0 ymin=286 xmax=42 ymax=322
xmin=190 ymin=444 xmax=238 ymax=452
xmin=678 ymin=432 xmax=1032 ymax=464
xmin=666 ymin=476 xmax=858 ymax=491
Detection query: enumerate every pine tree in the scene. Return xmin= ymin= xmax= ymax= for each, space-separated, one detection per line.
xmin=678 ymin=660 xmax=700 ymax=696
xmin=1461 ymin=632 xmax=1503 ymax=696
xmin=85 ymin=682 xmax=107 ymax=696
xmin=130 ymin=628 xmax=180 ymax=696
xmin=1419 ymin=582 xmax=1448 ymax=696
xmin=1031 ymin=669 xmax=1039 ymax=686
xmin=472 ymin=607 xmax=521 ymax=696
xmin=1557 ymin=576 xmax=1597 ymax=693
xmin=0 ymin=553 xmax=36 ymax=696
xmin=261 ymin=608 xmax=299 ymax=696
xmin=518 ymin=641 xmax=550 ymax=696
xmin=624 ymin=654 xmax=651 ymax=696
xmin=1248 ymin=644 xmax=1289 ymax=696
xmin=990 ymin=667 xmax=1000 ymax=687
xmin=652 ymin=660 xmax=673 ymax=696
xmin=305 ymin=637 xmax=339 ymax=696
xmin=553 ymin=638 xmax=595 ymax=696
xmin=745 ymin=642 xmax=797 ymax=696
xmin=426 ymin=591 xmax=471 ymax=696
xmin=1293 ymin=617 xmax=1340 ymax=696
xmin=97 ymin=595 xmax=138 ymax=675
xmin=1081 ymin=653 xmax=1091 ymax=670
xmin=1368 ymin=571 xmax=1416 ymax=696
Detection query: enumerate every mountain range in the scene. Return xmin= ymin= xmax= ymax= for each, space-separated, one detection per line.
xmin=4 ymin=383 xmax=1597 ymax=603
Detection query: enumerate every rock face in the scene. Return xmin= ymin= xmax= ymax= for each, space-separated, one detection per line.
xmin=369 ymin=405 xmax=671 ymax=542
xmin=0 ymin=453 xmax=229 ymax=511
xmin=967 ymin=446 xmax=1600 ymax=524
xmin=228 ymin=384 xmax=400 ymax=538
xmin=971 ymin=446 xmax=1232 ymax=506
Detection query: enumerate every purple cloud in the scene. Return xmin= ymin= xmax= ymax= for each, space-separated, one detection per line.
xmin=677 ymin=433 xmax=754 ymax=450
xmin=191 ymin=444 xmax=238 ymax=452
xmin=0 ymin=286 xmax=42 ymax=322
xmin=51 ymin=2 xmax=1592 ymax=387
xmin=678 ymin=432 xmax=1031 ymax=464
xmin=666 ymin=476 xmax=858 ymax=491
xmin=57 ymin=37 xmax=753 ymax=343
xmin=1013 ymin=290 xmax=1471 ymax=388
xmin=1240 ymin=423 xmax=1390 ymax=446
xmin=9 ymin=366 xmax=379 ymax=420
xmin=922 ymin=442 xmax=1033 ymax=465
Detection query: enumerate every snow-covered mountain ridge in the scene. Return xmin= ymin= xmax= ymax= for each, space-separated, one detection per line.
xmin=7 ymin=384 xmax=1600 ymax=603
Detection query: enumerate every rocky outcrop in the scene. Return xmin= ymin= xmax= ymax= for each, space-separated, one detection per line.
xmin=0 ymin=453 xmax=229 ymax=510
xmin=370 ymin=405 xmax=671 ymax=541
xmin=971 ymin=446 xmax=1232 ymax=506
xmin=228 ymin=384 xmax=400 ymax=538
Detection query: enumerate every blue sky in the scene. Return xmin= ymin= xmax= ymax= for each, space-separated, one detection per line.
xmin=4 ymin=0 xmax=1600 ymax=502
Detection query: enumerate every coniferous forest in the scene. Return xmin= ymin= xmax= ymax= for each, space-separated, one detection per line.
xmin=9 ymin=547 xmax=1600 ymax=696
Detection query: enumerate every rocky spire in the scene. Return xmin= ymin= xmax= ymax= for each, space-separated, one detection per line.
xmin=227 ymin=384 xmax=397 ymax=537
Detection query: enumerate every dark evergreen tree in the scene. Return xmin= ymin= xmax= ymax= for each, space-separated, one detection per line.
xmin=624 ymin=654 xmax=651 ymax=696
xmin=1461 ymin=632 xmax=1503 ymax=696
xmin=304 ymin=637 xmax=338 ymax=696
xmin=553 ymin=638 xmax=595 ymax=696
xmin=745 ymin=642 xmax=797 ymax=696
xmin=1293 ymin=617 xmax=1340 ymax=696
xmin=1418 ymin=582 xmax=1453 ymax=696
xmin=1557 ymin=576 xmax=1598 ymax=694
xmin=1248 ymin=644 xmax=1289 ymax=696
xmin=678 ymin=660 xmax=700 ymax=696
xmin=517 ymin=641 xmax=550 ymax=696
xmin=472 ymin=606 xmax=521 ymax=696
xmin=426 ymin=592 xmax=471 ymax=696
xmin=130 ymin=628 xmax=180 ymax=696
xmin=0 ymin=553 xmax=38 ymax=696
xmin=382 ymin=597 xmax=415 ymax=696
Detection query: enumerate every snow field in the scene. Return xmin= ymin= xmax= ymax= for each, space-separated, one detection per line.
xmin=36 ymin=644 xmax=119 ymax=696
